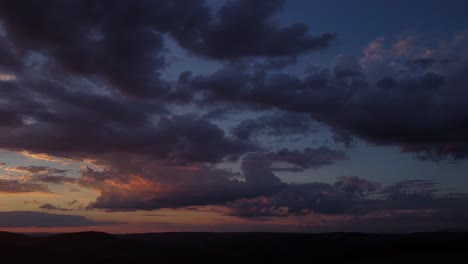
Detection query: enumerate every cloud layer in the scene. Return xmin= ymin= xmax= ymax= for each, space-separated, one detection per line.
xmin=0 ymin=211 xmax=109 ymax=227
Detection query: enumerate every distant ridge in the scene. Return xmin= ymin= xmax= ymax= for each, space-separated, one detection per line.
xmin=46 ymin=231 xmax=116 ymax=241
xmin=0 ymin=232 xmax=33 ymax=248
xmin=0 ymin=231 xmax=467 ymax=262
xmin=0 ymin=231 xmax=30 ymax=240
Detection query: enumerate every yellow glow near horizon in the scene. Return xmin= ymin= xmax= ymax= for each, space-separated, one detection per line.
xmin=0 ymin=73 xmax=16 ymax=81
xmin=19 ymin=151 xmax=71 ymax=164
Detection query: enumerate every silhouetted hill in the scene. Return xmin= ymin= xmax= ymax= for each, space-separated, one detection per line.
xmin=0 ymin=231 xmax=31 ymax=245
xmin=1 ymin=231 xmax=468 ymax=262
xmin=47 ymin=231 xmax=116 ymax=241
xmin=0 ymin=231 xmax=30 ymax=240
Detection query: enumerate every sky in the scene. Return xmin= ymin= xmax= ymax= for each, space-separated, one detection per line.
xmin=1 ymin=0 xmax=468 ymax=233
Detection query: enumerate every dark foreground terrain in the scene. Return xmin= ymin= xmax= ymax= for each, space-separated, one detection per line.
xmin=1 ymin=231 xmax=468 ymax=262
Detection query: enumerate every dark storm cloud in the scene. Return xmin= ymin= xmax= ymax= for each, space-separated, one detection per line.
xmin=9 ymin=165 xmax=77 ymax=185
xmin=240 ymin=152 xmax=284 ymax=189
xmin=0 ymin=0 xmax=335 ymax=163
xmin=0 ymin=0 xmax=168 ymax=97
xmin=0 ymin=74 xmax=167 ymax=156
xmin=145 ymin=115 xmax=255 ymax=163
xmin=227 ymin=177 xmax=468 ymax=219
xmin=0 ymin=34 xmax=22 ymax=72
xmin=380 ymin=180 xmax=440 ymax=199
xmin=0 ymin=0 xmax=333 ymax=97
xmin=0 ymin=179 xmax=50 ymax=193
xmin=26 ymin=79 xmax=164 ymax=126
xmin=0 ymin=211 xmax=110 ymax=227
xmin=0 ymin=105 xmax=253 ymax=163
xmin=12 ymin=165 xmax=68 ymax=174
xmin=82 ymin=156 xmax=284 ymax=211
xmin=182 ymin=0 xmax=335 ymax=59
xmin=182 ymin=63 xmax=359 ymax=114
xmin=28 ymin=175 xmax=77 ymax=184
xmin=232 ymin=112 xmax=316 ymax=140
xmin=1 ymin=0 xmax=466 ymax=162
xmin=402 ymin=143 xmax=468 ymax=161
xmin=39 ymin=203 xmax=70 ymax=211
xmin=1 ymin=75 xmax=249 ymax=164
xmin=331 ymin=128 xmax=355 ymax=148
xmin=181 ymin=35 xmax=468 ymax=160
xmin=240 ymin=147 xmax=346 ymax=173
xmin=0 ymin=107 xmax=22 ymax=127
xmin=82 ymin=146 xmax=344 ymax=211
xmin=227 ymin=178 xmax=380 ymax=217
xmin=333 ymin=176 xmax=382 ymax=197
xmin=408 ymin=57 xmax=436 ymax=69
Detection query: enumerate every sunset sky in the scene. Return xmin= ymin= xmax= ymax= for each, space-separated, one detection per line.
xmin=1 ymin=0 xmax=468 ymax=233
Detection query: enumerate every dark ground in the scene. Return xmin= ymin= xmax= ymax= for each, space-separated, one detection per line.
xmin=1 ymin=231 xmax=467 ymax=262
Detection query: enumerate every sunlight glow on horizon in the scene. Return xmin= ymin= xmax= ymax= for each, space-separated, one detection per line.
xmin=0 ymin=73 xmax=16 ymax=81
